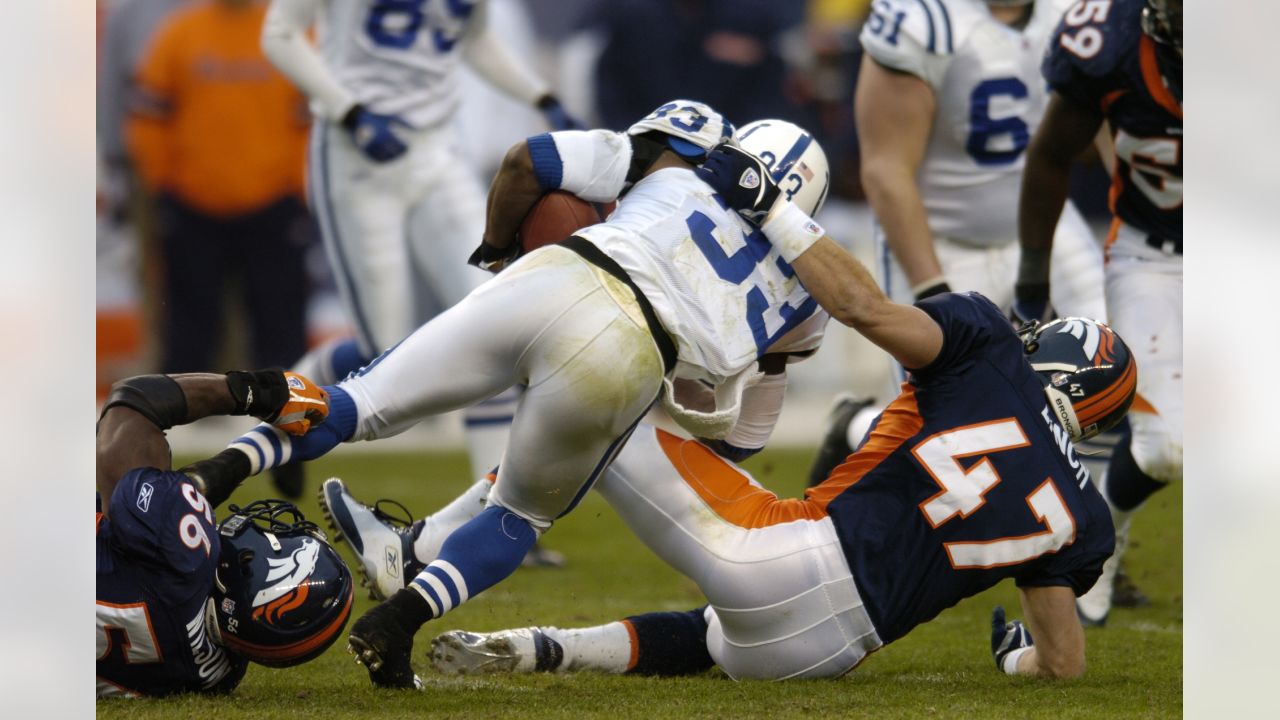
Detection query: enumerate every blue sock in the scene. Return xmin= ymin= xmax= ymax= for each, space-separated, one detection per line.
xmin=406 ymin=504 xmax=536 ymax=620
xmin=329 ymin=338 xmax=371 ymax=381
xmin=1105 ymin=430 xmax=1168 ymax=512
xmin=229 ymin=386 xmax=357 ymax=474
xmin=624 ymin=607 xmax=714 ymax=677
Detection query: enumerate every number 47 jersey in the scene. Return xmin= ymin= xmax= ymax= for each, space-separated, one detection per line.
xmin=807 ymin=293 xmax=1115 ymax=644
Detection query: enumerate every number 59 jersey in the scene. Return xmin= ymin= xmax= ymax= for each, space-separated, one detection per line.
xmin=577 ymin=168 xmax=824 ymax=383
xmin=859 ymin=0 xmax=1076 ymax=245
xmin=96 ymin=469 xmax=247 ymax=697
xmin=807 ymin=293 xmax=1115 ymax=644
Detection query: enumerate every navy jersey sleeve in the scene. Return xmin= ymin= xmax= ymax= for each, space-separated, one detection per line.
xmin=106 ymin=467 xmax=220 ymax=602
xmin=1042 ymin=0 xmax=1141 ymax=111
xmin=909 ymin=292 xmax=1008 ymax=379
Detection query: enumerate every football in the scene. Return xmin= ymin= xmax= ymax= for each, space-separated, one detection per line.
xmin=519 ymin=191 xmax=607 ymax=253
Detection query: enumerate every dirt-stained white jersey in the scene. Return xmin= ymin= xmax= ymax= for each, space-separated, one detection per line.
xmin=576 ymin=168 xmax=824 ymax=384
xmin=860 ymin=0 xmax=1075 ymax=245
xmin=321 ymin=0 xmax=482 ymax=127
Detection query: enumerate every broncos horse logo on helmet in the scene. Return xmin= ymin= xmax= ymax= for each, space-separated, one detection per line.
xmin=213 ymin=499 xmax=354 ymax=668
xmin=1020 ymin=317 xmax=1138 ymax=444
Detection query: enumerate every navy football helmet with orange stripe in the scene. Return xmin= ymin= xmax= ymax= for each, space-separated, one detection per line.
xmin=212 ymin=500 xmax=354 ymax=668
xmin=1020 ymin=318 xmax=1137 ymax=443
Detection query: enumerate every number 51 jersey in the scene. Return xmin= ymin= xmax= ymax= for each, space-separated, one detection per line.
xmin=807 ymin=293 xmax=1115 ymax=644
xmin=97 ymin=468 xmax=247 ymax=697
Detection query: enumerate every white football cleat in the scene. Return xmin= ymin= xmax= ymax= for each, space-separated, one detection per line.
xmin=430 ymin=628 xmax=564 ymax=675
xmin=319 ymin=478 xmax=424 ymax=600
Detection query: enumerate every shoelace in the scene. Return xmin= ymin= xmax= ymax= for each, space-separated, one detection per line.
xmin=370 ymin=498 xmax=416 ymax=530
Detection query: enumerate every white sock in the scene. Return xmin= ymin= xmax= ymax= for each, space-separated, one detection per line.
xmin=463 ymin=387 xmax=521 ymax=475
xmin=413 ymin=478 xmax=495 ymax=563
xmin=846 ymin=405 xmax=883 ymax=450
xmin=543 ymin=622 xmax=633 ymax=674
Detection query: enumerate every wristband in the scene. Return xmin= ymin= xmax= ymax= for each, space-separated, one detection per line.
xmin=225 ymin=370 xmax=289 ymax=421
xmin=761 ymin=201 xmax=825 ymax=264
xmin=1000 ymin=646 xmax=1033 ymax=675
xmin=911 ymin=276 xmax=950 ymax=299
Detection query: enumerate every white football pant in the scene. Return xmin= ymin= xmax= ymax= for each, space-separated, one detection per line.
xmin=597 ymin=426 xmax=883 ymax=680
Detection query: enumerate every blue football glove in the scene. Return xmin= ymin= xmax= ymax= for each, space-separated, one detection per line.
xmin=694 ymin=143 xmax=781 ymax=225
xmin=1011 ymin=281 xmax=1056 ymax=326
xmin=341 ymin=104 xmax=410 ymax=163
xmin=537 ymin=95 xmax=582 ymax=131
xmin=990 ymin=606 xmax=1035 ymax=672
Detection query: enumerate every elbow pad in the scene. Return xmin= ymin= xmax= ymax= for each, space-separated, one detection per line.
xmin=99 ymin=374 xmax=188 ymax=430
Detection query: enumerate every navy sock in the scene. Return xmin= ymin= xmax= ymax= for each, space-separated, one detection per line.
xmin=408 ymin=505 xmax=536 ymax=621
xmin=624 ymin=606 xmax=714 ymax=677
xmin=329 ymin=338 xmax=371 ymax=381
xmin=1105 ymin=431 xmax=1168 ymax=511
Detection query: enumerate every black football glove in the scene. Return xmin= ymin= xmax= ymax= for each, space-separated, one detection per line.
xmin=990 ymin=606 xmax=1035 ymax=672
xmin=467 ymin=240 xmax=522 ymax=274
xmin=1011 ymin=281 xmax=1056 ymax=326
xmin=694 ymin=143 xmax=781 ymax=225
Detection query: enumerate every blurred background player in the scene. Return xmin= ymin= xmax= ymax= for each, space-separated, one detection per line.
xmin=418 ymin=144 xmax=1134 ymax=677
xmin=96 ymin=369 xmax=351 ymax=696
xmin=126 ymin=0 xmax=317 ymax=377
xmin=259 ymin=0 xmax=583 ymax=494
xmin=1015 ymin=0 xmax=1182 ymax=625
xmin=217 ymin=106 xmax=835 ymax=687
xmin=806 ymin=0 xmax=1112 ymax=493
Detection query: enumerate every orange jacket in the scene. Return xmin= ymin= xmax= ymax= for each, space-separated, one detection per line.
xmin=127 ymin=1 xmax=308 ymax=217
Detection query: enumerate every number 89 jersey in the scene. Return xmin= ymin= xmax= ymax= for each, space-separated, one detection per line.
xmin=859 ymin=0 xmax=1076 ymax=245
xmin=97 ymin=469 xmax=247 ymax=697
xmin=807 ymin=293 xmax=1115 ymax=644
xmin=314 ymin=0 xmax=483 ymax=128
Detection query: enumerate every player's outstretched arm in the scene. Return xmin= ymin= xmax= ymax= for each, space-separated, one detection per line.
xmin=696 ymin=144 xmax=943 ymax=369
xmin=993 ymin=586 xmax=1085 ymax=678
xmin=97 ymin=371 xmax=328 ymax=511
xmin=1015 ymin=92 xmax=1104 ymax=320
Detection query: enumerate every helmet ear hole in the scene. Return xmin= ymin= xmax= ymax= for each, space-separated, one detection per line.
xmin=238 ymin=549 xmax=255 ymax=565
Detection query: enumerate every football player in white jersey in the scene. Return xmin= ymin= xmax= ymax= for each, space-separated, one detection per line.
xmin=260 ymin=0 xmax=580 ymax=481
xmin=217 ymin=104 xmax=835 ymax=688
xmin=808 ymin=0 xmax=1110 ymax=485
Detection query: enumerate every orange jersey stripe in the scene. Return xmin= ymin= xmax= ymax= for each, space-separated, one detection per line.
xmin=654 ymin=429 xmax=828 ymax=528
xmin=807 ymin=387 xmax=924 ymax=513
xmin=1139 ymin=34 xmax=1183 ymax=120
xmin=1129 ymin=392 xmax=1158 ymax=416
xmin=1100 ymin=88 xmax=1128 ymax=113
xmin=621 ymin=619 xmax=640 ymax=671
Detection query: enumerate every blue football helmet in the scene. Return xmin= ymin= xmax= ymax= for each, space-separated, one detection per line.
xmin=212 ymin=500 xmax=354 ymax=668
xmin=1020 ymin=317 xmax=1137 ymax=443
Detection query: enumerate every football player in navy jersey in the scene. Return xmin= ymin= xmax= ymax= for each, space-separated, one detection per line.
xmin=1014 ymin=0 xmax=1181 ymax=625
xmin=96 ymin=370 xmax=352 ymax=697
xmin=404 ymin=143 xmax=1137 ymax=680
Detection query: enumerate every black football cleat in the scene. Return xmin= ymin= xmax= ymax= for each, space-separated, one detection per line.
xmin=807 ymin=395 xmax=875 ymax=488
xmin=347 ymin=601 xmax=423 ymax=690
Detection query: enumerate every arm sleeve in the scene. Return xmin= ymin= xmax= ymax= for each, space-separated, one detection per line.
xmin=908 ymin=293 xmax=1001 ymax=378
xmin=460 ymin=0 xmax=551 ymax=106
xmin=526 ymin=130 xmax=632 ymax=202
xmin=261 ymin=0 xmax=356 ymax=122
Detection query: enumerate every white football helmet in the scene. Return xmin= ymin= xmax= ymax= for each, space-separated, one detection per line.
xmin=736 ymin=120 xmax=831 ymax=218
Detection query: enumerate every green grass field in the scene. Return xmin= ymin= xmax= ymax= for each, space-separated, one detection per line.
xmin=100 ymin=447 xmax=1182 ymax=719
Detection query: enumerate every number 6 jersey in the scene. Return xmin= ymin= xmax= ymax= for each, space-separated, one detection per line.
xmin=859 ymin=0 xmax=1077 ymax=245
xmin=96 ymin=469 xmax=247 ymax=697
xmin=806 ymin=293 xmax=1115 ymax=643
